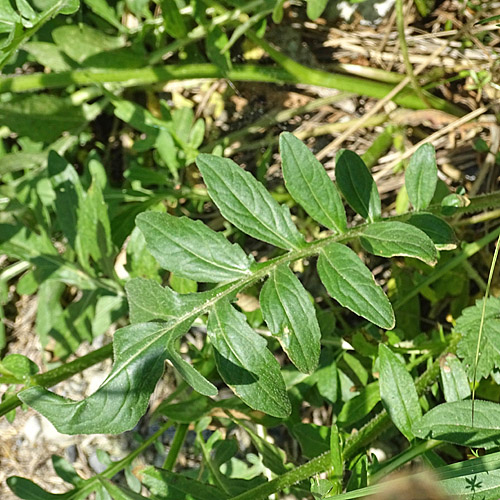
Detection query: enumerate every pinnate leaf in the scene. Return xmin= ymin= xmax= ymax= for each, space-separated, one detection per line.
xmin=456 ymin=297 xmax=500 ymax=380
xmin=412 ymin=400 xmax=500 ymax=449
xmin=317 ymin=243 xmax=394 ymax=329
xmin=196 ymin=154 xmax=305 ymax=250
xmin=136 ymin=211 xmax=251 ymax=283
xmin=360 ymin=221 xmax=438 ymax=265
xmin=405 ymin=143 xmax=437 ymax=211
xmin=260 ymin=264 xmax=321 ymax=374
xmin=207 ymin=300 xmax=291 ymax=418
xmin=335 ymin=150 xmax=381 ymax=221
xmin=379 ymin=344 xmax=421 ymax=440
xmin=280 ymin=132 xmax=346 ymax=233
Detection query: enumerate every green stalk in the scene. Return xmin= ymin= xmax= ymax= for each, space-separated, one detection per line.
xmin=230 ymin=335 xmax=460 ymax=500
xmin=0 ymin=343 xmax=113 ymax=417
xmin=163 ymin=423 xmax=189 ymax=470
xmin=0 ymin=63 xmax=462 ymax=114
xmin=395 ymin=0 xmax=431 ymax=107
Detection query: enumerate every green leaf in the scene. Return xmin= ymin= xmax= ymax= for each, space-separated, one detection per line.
xmin=23 ymin=41 xmax=72 ymax=71
xmin=51 ymin=455 xmax=82 ymax=486
xmin=280 ymin=132 xmax=346 ymax=233
xmin=19 ymin=318 xmax=216 ymax=434
xmin=156 ymin=396 xmax=212 ymax=423
xmin=360 ymin=221 xmax=438 ymax=265
xmin=317 ymin=242 xmax=395 ymax=329
xmin=196 ymin=154 xmax=305 ymax=250
xmin=337 ymin=382 xmax=380 ymax=427
xmin=290 ymin=423 xmax=330 ymax=458
xmin=260 ymin=264 xmax=321 ymax=374
xmin=0 ymin=95 xmax=86 ymax=143
xmin=379 ymin=344 xmax=421 ymax=440
xmin=456 ymin=298 xmax=500 ymax=380
xmin=207 ymin=300 xmax=291 ymax=418
xmin=306 ymin=0 xmax=329 ymax=19
xmin=412 ymin=400 xmax=500 ymax=449
xmin=140 ymin=467 xmax=230 ymax=500
xmin=83 ymin=0 xmax=125 ymax=32
xmin=160 ymin=0 xmax=187 ymax=39
xmin=440 ymin=354 xmax=471 ymax=402
xmin=405 ymin=143 xmax=437 ymax=211
xmin=100 ymin=479 xmax=150 ymax=500
xmin=407 ymin=213 xmax=457 ymax=250
xmin=52 ymin=24 xmax=125 ymax=63
xmin=335 ymin=150 xmax=381 ymax=221
xmin=206 ymin=26 xmax=232 ymax=75
xmin=136 ymin=211 xmax=252 ymax=283
xmin=7 ymin=476 xmax=71 ymax=500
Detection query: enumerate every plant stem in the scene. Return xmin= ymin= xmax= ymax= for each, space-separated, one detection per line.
xmin=230 ymin=335 xmax=460 ymax=500
xmin=0 ymin=343 xmax=113 ymax=418
xmin=163 ymin=423 xmax=189 ymax=470
xmin=0 ymin=63 xmax=462 ymax=114
xmin=395 ymin=0 xmax=431 ymax=107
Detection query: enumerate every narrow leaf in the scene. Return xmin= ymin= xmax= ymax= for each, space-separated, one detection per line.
xmin=379 ymin=344 xmax=421 ymax=440
xmin=260 ymin=264 xmax=321 ymax=374
xmin=208 ymin=300 xmax=291 ymax=418
xmin=280 ymin=132 xmax=346 ymax=233
xmin=196 ymin=154 xmax=305 ymax=250
xmin=405 ymin=143 xmax=437 ymax=211
xmin=317 ymin=243 xmax=395 ymax=329
xmin=136 ymin=211 xmax=252 ymax=283
xmin=412 ymin=400 xmax=500 ymax=449
xmin=335 ymin=150 xmax=381 ymax=221
xmin=306 ymin=0 xmax=329 ymax=19
xmin=7 ymin=476 xmax=71 ymax=500
xmin=160 ymin=0 xmax=187 ymax=38
xmin=407 ymin=213 xmax=457 ymax=250
xmin=19 ymin=319 xmax=216 ymax=434
xmin=360 ymin=221 xmax=438 ymax=265
xmin=440 ymin=354 xmax=471 ymax=402
xmin=337 ymin=382 xmax=380 ymax=427
xmin=206 ymin=25 xmax=232 ymax=74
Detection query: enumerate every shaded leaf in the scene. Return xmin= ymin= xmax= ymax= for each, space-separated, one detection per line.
xmin=337 ymin=382 xmax=380 ymax=427
xmin=407 ymin=213 xmax=457 ymax=250
xmin=456 ymin=298 xmax=500 ymax=380
xmin=360 ymin=221 xmax=437 ymax=265
xmin=335 ymin=150 xmax=381 ymax=221
xmin=412 ymin=400 xmax=500 ymax=449
xmin=197 ymin=154 xmax=305 ymax=250
xmin=19 ymin=318 xmax=216 ymax=434
xmin=280 ymin=132 xmax=346 ymax=233
xmin=290 ymin=423 xmax=330 ymax=458
xmin=405 ymin=143 xmax=437 ymax=211
xmin=136 ymin=211 xmax=252 ymax=283
xmin=260 ymin=264 xmax=321 ymax=373
xmin=440 ymin=354 xmax=471 ymax=403
xmin=317 ymin=242 xmax=394 ymax=329
xmin=379 ymin=344 xmax=421 ymax=440
xmin=208 ymin=300 xmax=291 ymax=418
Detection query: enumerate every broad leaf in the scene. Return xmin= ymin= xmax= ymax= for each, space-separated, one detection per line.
xmin=317 ymin=242 xmax=394 ymax=329
xmin=440 ymin=354 xmax=471 ymax=402
xmin=290 ymin=423 xmax=330 ymax=458
xmin=412 ymin=400 xmax=500 ymax=449
xmin=260 ymin=264 xmax=321 ymax=374
xmin=0 ymin=94 xmax=86 ymax=143
xmin=379 ymin=344 xmax=421 ymax=440
xmin=196 ymin=154 xmax=305 ymax=250
xmin=407 ymin=213 xmax=457 ymax=250
xmin=160 ymin=0 xmax=187 ymax=39
xmin=405 ymin=143 xmax=437 ymax=211
xmin=7 ymin=476 xmax=72 ymax=500
xmin=456 ymin=298 xmax=500 ymax=380
xmin=306 ymin=0 xmax=329 ymax=19
xmin=136 ymin=212 xmax=252 ymax=283
xmin=19 ymin=319 xmax=216 ymax=434
xmin=280 ymin=132 xmax=346 ymax=233
xmin=335 ymin=150 xmax=381 ymax=221
xmin=207 ymin=300 xmax=291 ymax=418
xmin=360 ymin=221 xmax=437 ymax=265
